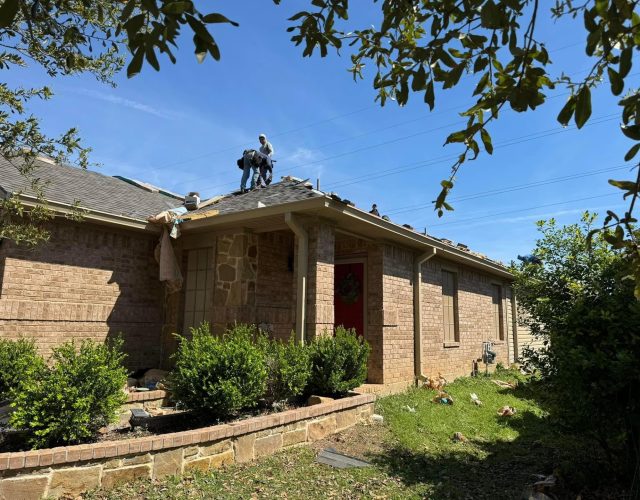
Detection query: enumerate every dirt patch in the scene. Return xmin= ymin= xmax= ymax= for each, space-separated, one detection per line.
xmin=310 ymin=420 xmax=390 ymax=460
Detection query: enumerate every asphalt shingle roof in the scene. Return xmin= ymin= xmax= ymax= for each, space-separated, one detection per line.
xmin=189 ymin=179 xmax=325 ymax=216
xmin=0 ymin=156 xmax=182 ymax=221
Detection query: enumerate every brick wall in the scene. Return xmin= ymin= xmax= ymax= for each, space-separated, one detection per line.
xmin=256 ymin=231 xmax=295 ymax=341
xmin=0 ymin=220 xmax=164 ymax=370
xmin=419 ymin=258 xmax=510 ymax=380
xmin=381 ymin=244 xmax=415 ymax=384
xmin=305 ymin=224 xmax=335 ymax=339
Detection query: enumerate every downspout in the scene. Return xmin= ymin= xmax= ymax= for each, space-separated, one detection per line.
xmin=285 ymin=213 xmax=308 ymax=345
xmin=511 ymin=291 xmax=519 ymax=362
xmin=414 ymin=246 xmax=437 ymax=381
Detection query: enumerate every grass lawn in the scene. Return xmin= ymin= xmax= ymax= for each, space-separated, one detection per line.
xmin=83 ymin=370 xmax=618 ymax=499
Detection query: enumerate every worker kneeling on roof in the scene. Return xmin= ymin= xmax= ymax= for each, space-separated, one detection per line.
xmin=239 ymin=134 xmax=274 ymax=193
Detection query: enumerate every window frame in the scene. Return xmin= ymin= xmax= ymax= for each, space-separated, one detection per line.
xmin=441 ymin=268 xmax=460 ymax=347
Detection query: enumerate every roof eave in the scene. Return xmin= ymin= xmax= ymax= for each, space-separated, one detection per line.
xmin=16 ymin=193 xmax=158 ymax=233
xmin=180 ymin=195 xmax=329 ymax=231
xmin=325 ymin=200 xmax=513 ymax=280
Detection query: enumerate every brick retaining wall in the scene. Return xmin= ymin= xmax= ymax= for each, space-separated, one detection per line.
xmin=0 ymin=393 xmax=375 ymax=499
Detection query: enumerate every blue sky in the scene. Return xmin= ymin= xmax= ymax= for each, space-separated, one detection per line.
xmin=9 ymin=2 xmax=634 ymax=263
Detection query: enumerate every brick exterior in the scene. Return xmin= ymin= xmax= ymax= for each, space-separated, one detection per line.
xmin=0 ymin=220 xmax=163 ymax=369
xmin=335 ymin=237 xmax=511 ymax=384
xmin=0 ymin=217 xmax=511 ymax=384
xmin=255 ymin=231 xmax=295 ymax=341
xmin=419 ymin=258 xmax=510 ymax=380
xmin=305 ymin=224 xmax=335 ymax=339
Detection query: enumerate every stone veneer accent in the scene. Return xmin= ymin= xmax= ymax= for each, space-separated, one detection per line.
xmin=212 ymin=233 xmax=258 ymax=329
xmin=0 ymin=394 xmax=375 ymax=499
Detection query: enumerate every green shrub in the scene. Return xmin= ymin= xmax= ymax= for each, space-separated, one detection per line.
xmin=260 ymin=335 xmax=311 ymax=404
xmin=171 ymin=323 xmax=267 ymax=418
xmin=0 ymin=338 xmax=45 ymax=400
xmin=514 ymin=213 xmax=640 ymax=475
xmin=9 ymin=338 xmax=128 ymax=449
xmin=307 ymin=326 xmax=370 ymax=397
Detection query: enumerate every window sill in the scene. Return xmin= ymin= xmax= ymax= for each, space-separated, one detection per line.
xmin=443 ymin=342 xmax=460 ymax=348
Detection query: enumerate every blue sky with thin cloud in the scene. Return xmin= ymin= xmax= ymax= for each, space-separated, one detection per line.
xmin=9 ymin=1 xmax=634 ymax=263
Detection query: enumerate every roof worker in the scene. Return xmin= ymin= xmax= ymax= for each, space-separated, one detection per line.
xmin=258 ymin=133 xmax=274 ymax=157
xmin=240 ymin=134 xmax=275 ymax=193
xmin=257 ymin=133 xmax=275 ymax=188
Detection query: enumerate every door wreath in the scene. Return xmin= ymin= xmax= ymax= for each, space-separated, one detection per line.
xmin=336 ymin=271 xmax=361 ymax=304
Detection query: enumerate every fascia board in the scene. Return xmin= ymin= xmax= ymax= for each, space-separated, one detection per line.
xmin=326 ymin=200 xmax=513 ymax=280
xmin=181 ymin=196 xmax=329 ymax=231
xmin=16 ymin=193 xmax=157 ymax=233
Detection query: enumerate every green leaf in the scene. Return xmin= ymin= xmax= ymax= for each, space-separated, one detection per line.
xmin=0 ymin=0 xmax=19 ymax=28
xmin=145 ymin=46 xmax=160 ymax=71
xmin=620 ymin=48 xmax=632 ymax=78
xmin=608 ymin=179 xmax=639 ymax=192
xmin=622 ymin=125 xmax=640 ymax=140
xmin=120 ymin=0 xmax=136 ymax=21
xmin=203 ymin=13 xmax=239 ymax=26
xmin=624 ymin=143 xmax=640 ymax=161
xmin=480 ymin=0 xmax=503 ymax=29
xmin=557 ymin=96 xmax=575 ymax=126
xmin=127 ymin=48 xmax=144 ymax=78
xmin=480 ymin=128 xmax=493 ymax=154
xmin=574 ymin=86 xmax=591 ymax=129
xmin=161 ymin=1 xmax=193 ymax=15
xmin=411 ymin=66 xmax=426 ymax=92
xmin=424 ymin=80 xmax=434 ymax=111
xmin=445 ymin=131 xmax=466 ymax=144
xmin=608 ymin=67 xmax=623 ymax=96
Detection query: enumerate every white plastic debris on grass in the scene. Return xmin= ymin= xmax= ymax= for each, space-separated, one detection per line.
xmin=371 ymin=414 xmax=384 ymax=423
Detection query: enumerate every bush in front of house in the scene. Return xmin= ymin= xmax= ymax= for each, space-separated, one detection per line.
xmin=306 ymin=326 xmax=370 ymax=397
xmin=260 ymin=334 xmax=311 ymax=404
xmin=171 ymin=323 xmax=267 ymax=418
xmin=9 ymin=338 xmax=128 ymax=449
xmin=0 ymin=338 xmax=45 ymax=401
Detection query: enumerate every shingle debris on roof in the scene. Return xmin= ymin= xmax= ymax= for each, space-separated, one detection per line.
xmin=0 ymin=156 xmax=183 ymax=221
xmin=187 ymin=178 xmax=324 ymax=217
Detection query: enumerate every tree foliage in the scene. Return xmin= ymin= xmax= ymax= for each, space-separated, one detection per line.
xmin=513 ymin=213 xmax=640 ymax=473
xmin=0 ymin=0 xmax=237 ymax=244
xmin=279 ymin=0 xmax=640 ymax=294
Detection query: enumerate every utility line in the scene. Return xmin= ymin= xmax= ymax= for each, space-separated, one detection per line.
xmin=157 ymin=60 xmax=603 ymax=177
xmin=384 ymin=164 xmax=633 ymax=216
xmin=323 ymin=113 xmax=619 ymax=191
xmin=196 ymin=112 xmax=618 ymax=195
xmin=425 ymin=192 xmax=621 ymax=228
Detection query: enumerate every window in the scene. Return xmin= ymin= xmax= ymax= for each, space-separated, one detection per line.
xmin=183 ymin=247 xmax=214 ymax=333
xmin=442 ymin=270 xmax=459 ymax=343
xmin=491 ymin=284 xmax=504 ymax=341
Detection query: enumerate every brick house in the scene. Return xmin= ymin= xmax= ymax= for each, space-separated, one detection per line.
xmin=0 ymin=157 xmax=516 ymax=390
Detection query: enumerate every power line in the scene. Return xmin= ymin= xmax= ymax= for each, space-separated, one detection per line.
xmin=156 ymin=62 xmax=605 ymax=180
xmin=425 ymin=192 xmax=621 ymax=228
xmin=384 ymin=164 xmax=633 ymax=216
xmin=205 ymin=113 xmax=618 ymax=195
xmin=322 ymin=113 xmax=620 ymax=191
xmin=155 ymin=104 xmax=377 ymax=170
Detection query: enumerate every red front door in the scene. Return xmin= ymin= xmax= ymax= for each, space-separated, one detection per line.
xmin=334 ymin=262 xmax=365 ymax=336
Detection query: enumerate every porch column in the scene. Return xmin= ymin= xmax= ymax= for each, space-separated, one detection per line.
xmin=305 ymin=223 xmax=335 ymax=339
xmin=212 ymin=231 xmax=258 ymax=332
